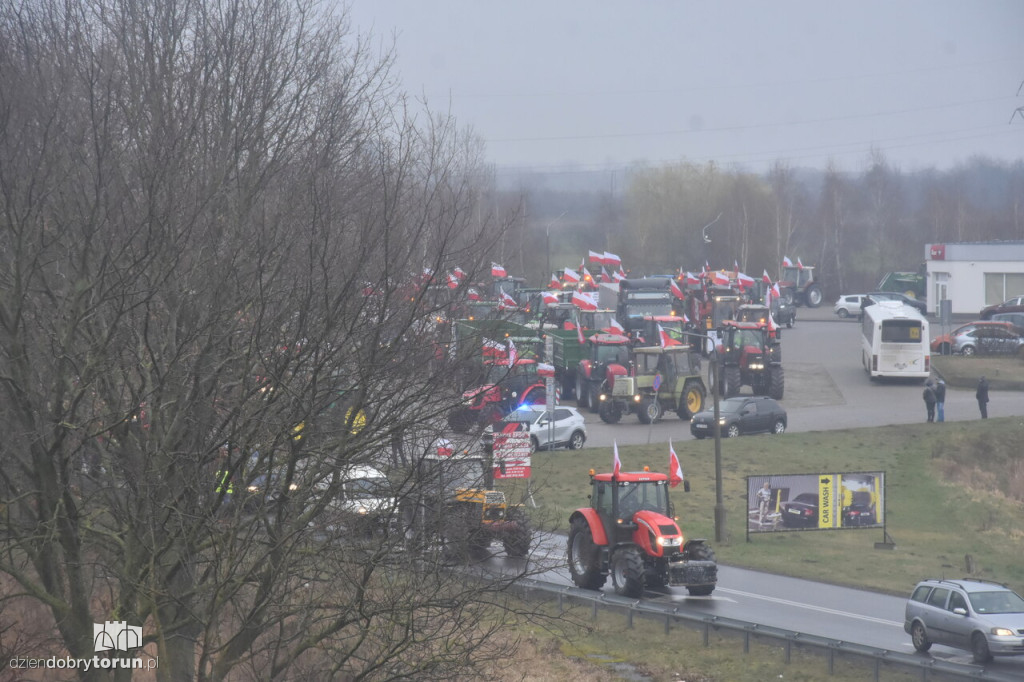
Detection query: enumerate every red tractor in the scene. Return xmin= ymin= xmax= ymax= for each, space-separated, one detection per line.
xmin=777 ymin=263 xmax=822 ymax=308
xmin=567 ymin=468 xmax=717 ymax=598
xmin=447 ymin=359 xmax=548 ymax=433
xmin=716 ymin=320 xmax=784 ymax=399
xmin=575 ymin=333 xmax=631 ymax=413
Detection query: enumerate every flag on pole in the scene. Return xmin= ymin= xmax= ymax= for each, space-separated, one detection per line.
xmin=600 ymin=266 xmax=612 ymax=283
xmin=436 ymin=438 xmax=454 ymax=458
xmin=572 ymin=290 xmax=598 ymax=311
xmin=491 ymin=262 xmax=507 ymax=278
xmin=762 ymin=269 xmax=772 ymax=285
xmin=613 ymin=269 xmax=625 ymax=282
xmin=447 ymin=272 xmax=459 ymax=289
xmin=550 ymin=272 xmax=561 ymax=288
xmin=712 ymin=271 xmax=730 ymax=287
xmin=764 ymin=283 xmax=778 ymax=332
xmin=684 ymin=271 xmax=700 ymax=285
xmin=543 ymin=290 xmax=560 ymax=305
xmin=563 ymin=267 xmax=580 ymax=284
xmin=498 ymin=290 xmax=518 ymax=309
xmin=581 ymin=266 xmax=594 ymax=286
xmin=606 ymin=318 xmax=625 ymax=334
xmin=603 ymin=251 xmax=622 ymax=267
xmin=613 ymin=441 xmax=622 ymax=478
xmin=468 ymin=288 xmax=480 ymax=301
xmin=577 ymin=318 xmax=586 ymax=345
xmin=537 ymin=362 xmax=555 ymax=377
xmin=737 ymin=271 xmax=755 ymax=289
xmin=588 ymin=249 xmax=604 ymax=263
xmin=507 ymin=338 xmax=517 ymax=366
xmin=797 ymin=257 xmax=805 ymax=270
xmin=670 ymin=279 xmax=686 ymax=300
xmin=658 ymin=324 xmax=682 ymax=348
xmin=782 ymin=256 xmax=794 ymax=268
xmin=669 ymin=440 xmax=684 ymax=489
xmin=452 ymin=266 xmax=467 ymax=280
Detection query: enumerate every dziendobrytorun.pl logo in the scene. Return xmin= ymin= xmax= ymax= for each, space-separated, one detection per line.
xmin=9 ymin=620 xmax=158 ymax=672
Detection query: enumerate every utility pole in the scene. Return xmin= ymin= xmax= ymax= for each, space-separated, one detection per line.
xmin=711 ymin=345 xmax=726 ymax=543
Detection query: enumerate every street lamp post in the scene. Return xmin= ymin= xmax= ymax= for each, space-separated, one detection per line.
xmin=545 ymin=211 xmax=568 ymax=281
xmin=710 ymin=344 xmax=726 ymax=543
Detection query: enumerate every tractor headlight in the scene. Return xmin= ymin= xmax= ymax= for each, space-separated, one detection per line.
xmin=749 ymin=362 xmax=764 ymax=370
xmin=599 ymin=394 xmax=606 ymax=401
xmin=633 ymin=394 xmax=641 ymax=402
xmin=657 ymin=537 xmax=681 ymax=548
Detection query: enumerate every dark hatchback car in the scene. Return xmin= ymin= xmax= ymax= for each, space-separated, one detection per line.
xmin=690 ymin=396 xmax=787 ymax=439
xmin=842 ymin=491 xmax=877 ymax=527
xmin=780 ymin=492 xmax=818 ymax=528
xmin=980 ymin=295 xmax=1024 ymax=320
xmin=860 ymin=291 xmax=928 ymax=317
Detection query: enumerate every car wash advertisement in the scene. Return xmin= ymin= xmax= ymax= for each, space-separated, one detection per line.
xmin=745 ymin=471 xmax=885 ymax=538
xmin=492 ymin=422 xmax=531 ymax=480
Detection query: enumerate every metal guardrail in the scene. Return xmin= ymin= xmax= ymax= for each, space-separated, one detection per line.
xmin=511 ymin=577 xmax=1014 ymax=682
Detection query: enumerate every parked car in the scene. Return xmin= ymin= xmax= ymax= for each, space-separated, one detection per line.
xmin=904 ymin=578 xmax=1024 ymax=663
xmin=502 ymin=405 xmax=586 ymax=453
xmin=980 ymin=295 xmax=1024 ymax=320
xmin=779 ymin=492 xmax=819 ymax=528
xmin=833 ymin=294 xmax=866 ymax=319
xmin=689 ymin=396 xmax=787 ymax=439
xmin=861 ymin=291 xmax=928 ymax=317
xmin=991 ymin=311 xmax=1024 ymax=329
xmin=931 ymin=321 xmax=1024 ymax=355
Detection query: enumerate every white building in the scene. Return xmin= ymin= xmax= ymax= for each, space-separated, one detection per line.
xmin=925 ymin=241 xmax=1024 ymax=315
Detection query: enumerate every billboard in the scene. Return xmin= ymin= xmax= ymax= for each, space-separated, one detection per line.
xmin=746 ymin=472 xmax=884 ymax=534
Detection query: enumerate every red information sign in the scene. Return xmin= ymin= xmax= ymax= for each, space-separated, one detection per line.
xmin=493 ymin=422 xmax=531 ymax=479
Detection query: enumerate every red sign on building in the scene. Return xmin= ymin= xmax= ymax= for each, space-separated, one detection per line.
xmin=493 ymin=422 xmax=531 ymax=479
xmin=929 ymin=244 xmax=946 ymax=260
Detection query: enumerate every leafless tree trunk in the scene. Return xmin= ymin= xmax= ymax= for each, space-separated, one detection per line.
xmin=0 ymin=1 xmax=546 ymax=680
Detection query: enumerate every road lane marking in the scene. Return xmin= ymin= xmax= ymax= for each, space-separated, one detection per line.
xmin=716 ymin=587 xmax=903 ymax=627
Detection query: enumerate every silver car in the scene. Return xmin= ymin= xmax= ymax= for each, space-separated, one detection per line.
xmin=905 ymin=578 xmax=1024 ymax=663
xmin=950 ymin=323 xmax=1024 ymax=356
xmin=833 ymin=294 xmax=865 ymax=319
xmin=502 ymin=405 xmax=586 ymax=452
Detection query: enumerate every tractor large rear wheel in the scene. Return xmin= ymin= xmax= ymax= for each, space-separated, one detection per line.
xmin=805 ymin=284 xmax=823 ymax=308
xmin=769 ymin=366 xmax=785 ymax=400
xmin=611 ymin=546 xmax=645 ymax=598
xmin=724 ymin=367 xmax=742 ymax=397
xmin=568 ymin=518 xmax=607 ymax=590
xmin=678 ymin=381 xmax=705 ymax=420
xmin=503 ymin=509 xmax=531 ymax=558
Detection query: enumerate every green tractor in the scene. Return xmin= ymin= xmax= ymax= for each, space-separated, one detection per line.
xmin=597 ymin=346 xmax=706 ymax=424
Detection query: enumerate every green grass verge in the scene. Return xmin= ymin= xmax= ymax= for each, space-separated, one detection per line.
xmin=501 ymin=417 xmax=1024 ymax=596
xmin=932 ymin=354 xmax=1024 ymax=390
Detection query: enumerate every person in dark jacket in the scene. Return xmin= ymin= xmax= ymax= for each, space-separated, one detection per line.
xmin=922 ymin=380 xmax=936 ymax=422
xmin=976 ymin=376 xmax=990 ymax=418
xmin=935 ymin=379 xmax=946 ymax=422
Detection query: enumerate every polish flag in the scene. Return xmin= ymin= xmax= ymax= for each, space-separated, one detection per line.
xmin=600 ymin=267 xmax=612 ymax=283
xmin=582 ymin=266 xmax=594 ymax=286
xmin=613 ymin=269 xmax=625 ymax=282
xmin=603 ymin=251 xmax=622 ymax=267
xmin=762 ymin=269 xmax=772 ymax=285
xmin=572 ymin=290 xmax=598 ymax=311
xmin=764 ymin=284 xmax=778 ymax=332
xmin=491 ymin=262 xmax=507 ymax=278
xmin=684 ymin=271 xmax=700 ymax=285
xmin=589 ymin=249 xmax=604 ymax=263
xmin=737 ymin=271 xmax=755 ymax=289
xmin=606 ymin=318 xmax=625 ymax=334
xmin=468 ymin=288 xmax=481 ymax=301
xmin=436 ymin=438 xmax=454 ymax=458
xmin=447 ymin=272 xmax=459 ymax=289
xmin=670 ymin=279 xmax=686 ymax=300
xmin=537 ymin=362 xmax=555 ymax=377
xmin=507 ymin=338 xmax=517 ymax=366
xmin=797 ymin=257 xmax=805 ymax=270
xmin=452 ymin=266 xmax=467 ymax=280
xmin=498 ymin=291 xmax=518 ymax=309
xmin=543 ymin=290 xmax=560 ymax=305
xmin=782 ymin=256 xmax=794 ymax=268
xmin=613 ymin=441 xmax=622 ymax=478
xmin=669 ymin=440 xmax=684 ymax=489
xmin=659 ymin=324 xmax=682 ymax=348
xmin=550 ymin=272 xmax=561 ymax=288
xmin=577 ymin=318 xmax=586 ymax=345
xmin=563 ymin=267 xmax=580 ymax=284
xmin=712 ymin=271 xmax=731 ymax=287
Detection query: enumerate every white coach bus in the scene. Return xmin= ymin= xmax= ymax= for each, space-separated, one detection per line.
xmin=861 ymin=301 xmax=930 ymax=380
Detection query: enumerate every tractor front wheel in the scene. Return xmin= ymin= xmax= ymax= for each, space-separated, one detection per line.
xmin=599 ymin=399 xmax=622 ymax=424
xmin=637 ymin=398 xmax=662 ymax=424
xmin=568 ymin=518 xmax=607 ymax=590
xmin=724 ymin=367 xmax=742 ymax=397
xmin=611 ymin=546 xmax=645 ymax=598
xmin=678 ymin=381 xmax=705 ymax=419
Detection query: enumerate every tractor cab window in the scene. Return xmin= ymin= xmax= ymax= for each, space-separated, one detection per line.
xmin=595 ymin=344 xmax=624 ymax=363
xmin=594 ymin=480 xmax=613 ymax=517
xmin=616 ymin=480 xmax=668 ymax=517
xmin=636 ymin=353 xmax=659 ymax=374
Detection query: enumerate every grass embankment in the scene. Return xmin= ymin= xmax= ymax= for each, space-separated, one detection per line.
xmin=932 ymin=354 xmax=1024 ymax=390
xmin=492 ymin=417 xmax=1023 ymax=680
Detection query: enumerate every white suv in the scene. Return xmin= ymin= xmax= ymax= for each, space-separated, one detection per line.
xmin=502 ymin=405 xmax=586 ymax=453
xmin=833 ymin=294 xmax=865 ymax=319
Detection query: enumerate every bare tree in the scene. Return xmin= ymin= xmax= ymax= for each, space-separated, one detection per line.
xmin=0 ymin=1 xmax=547 ymax=680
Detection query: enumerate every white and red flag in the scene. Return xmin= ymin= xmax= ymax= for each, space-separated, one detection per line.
xmin=737 ymin=271 xmax=755 ymax=289
xmin=613 ymin=269 xmax=625 ymax=282
xmin=684 ymin=271 xmax=700 ymax=285
xmin=498 ymin=290 xmax=518 ymax=309
xmin=670 ymin=279 xmax=686 ymax=300
xmin=600 ymin=267 xmax=612 ymax=283
xmin=542 ymin=290 xmax=560 ymax=305
xmin=491 ymin=262 xmax=507 ymax=278
xmin=452 ymin=266 xmax=467 ymax=280
xmin=669 ymin=440 xmax=684 ymax=488
xmin=606 ymin=318 xmax=625 ymax=334
xmin=764 ymin=283 xmax=778 ymax=332
xmin=797 ymin=257 xmax=805 ymax=270
xmin=507 ymin=338 xmax=517 ymax=366
xmin=436 ymin=438 xmax=454 ymax=458
xmin=576 ymin=318 xmax=586 ymax=345
xmin=468 ymin=288 xmax=481 ymax=301
xmin=537 ymin=362 xmax=555 ymax=378
xmin=550 ymin=272 xmax=561 ymax=288
xmin=572 ymin=290 xmax=598 ymax=311
xmin=712 ymin=271 xmax=730 ymax=287
xmin=581 ymin=266 xmax=594 ymax=286
xmin=447 ymin=272 xmax=459 ymax=289
xmin=603 ymin=251 xmax=622 ymax=267
xmin=588 ymin=249 xmax=604 ymax=263
xmin=613 ymin=441 xmax=622 ymax=478
xmin=658 ymin=324 xmax=682 ymax=348
xmin=563 ymin=267 xmax=580 ymax=284
xmin=782 ymin=256 xmax=794 ymax=268
xmin=762 ymin=269 xmax=772 ymax=285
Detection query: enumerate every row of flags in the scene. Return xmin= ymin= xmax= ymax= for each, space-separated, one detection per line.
xmin=613 ymin=440 xmax=685 ymax=489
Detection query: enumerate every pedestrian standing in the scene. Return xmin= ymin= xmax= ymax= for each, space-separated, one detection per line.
xmin=756 ymin=481 xmax=773 ymax=526
xmin=922 ymin=380 xmax=936 ymax=423
xmin=935 ymin=379 xmax=946 ymax=422
xmin=976 ymin=376 xmax=990 ymax=419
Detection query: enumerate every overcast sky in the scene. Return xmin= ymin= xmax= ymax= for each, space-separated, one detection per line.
xmin=348 ymin=1 xmax=1023 ymax=175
